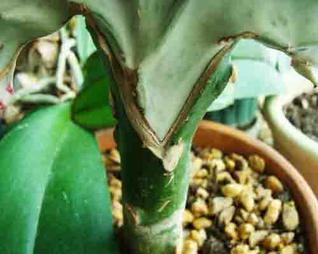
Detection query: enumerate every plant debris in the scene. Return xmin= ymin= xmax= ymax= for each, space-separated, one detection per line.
xmin=104 ymin=147 xmax=306 ymax=254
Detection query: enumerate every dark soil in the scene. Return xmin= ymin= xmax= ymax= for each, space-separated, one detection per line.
xmin=284 ymin=90 xmax=318 ymax=142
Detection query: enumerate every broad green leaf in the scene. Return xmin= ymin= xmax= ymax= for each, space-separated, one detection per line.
xmin=75 ymin=15 xmax=97 ymax=64
xmin=0 ymin=103 xmax=118 ymax=254
xmin=72 ymin=52 xmax=116 ymax=130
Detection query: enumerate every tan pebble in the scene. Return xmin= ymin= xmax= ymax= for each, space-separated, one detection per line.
xmin=189 ymin=229 xmax=207 ymax=247
xmin=231 ymin=153 xmax=248 ymax=171
xmin=256 ymin=217 xmax=265 ymax=229
xmin=217 ymin=171 xmax=235 ymax=184
xmin=249 ymin=230 xmax=269 ymax=247
xmin=191 ymin=157 xmax=203 ymax=173
xmin=239 ymin=208 xmax=249 ymax=221
xmin=282 ymin=202 xmax=299 ymax=231
xmin=210 ymin=148 xmax=223 ymax=159
xmin=238 ymin=223 xmax=255 ymax=240
xmin=258 ymin=194 xmax=273 ymax=211
xmin=264 ymin=199 xmax=282 ymax=225
xmin=239 ymin=190 xmax=255 ymax=212
xmin=281 ymin=232 xmax=295 ymax=245
xmin=224 ymin=222 xmax=238 ymax=240
xmin=222 ymin=183 xmax=244 ymax=198
xmin=219 ymin=206 xmax=235 ymax=225
xmin=248 ymin=155 xmax=265 ymax=173
xmin=225 ymin=156 xmax=236 ymax=172
xmin=109 ymin=149 xmax=121 ymax=164
xmin=182 ymin=239 xmax=198 ymax=254
xmin=263 ymin=233 xmax=281 ymax=251
xmin=193 ymin=217 xmax=212 ymax=230
xmin=234 ymin=215 xmax=244 ymax=225
xmin=247 ymin=213 xmax=259 ymax=226
xmin=191 ymin=199 xmax=208 ymax=217
xmin=265 ymin=176 xmax=284 ymax=193
xmin=195 ymin=169 xmax=209 ymax=178
xmin=183 ymin=209 xmax=194 ymax=225
xmin=281 ymin=244 xmax=298 ymax=254
xmin=109 ymin=177 xmax=122 ymax=188
xmin=255 ymin=186 xmax=272 ymax=200
xmin=210 ymin=197 xmax=233 ymax=215
xmin=207 ymin=159 xmax=226 ymax=172
xmin=231 ymin=244 xmax=250 ymax=254
xmin=196 ymin=187 xmax=209 ymax=200
xmin=235 ymin=170 xmax=251 ymax=185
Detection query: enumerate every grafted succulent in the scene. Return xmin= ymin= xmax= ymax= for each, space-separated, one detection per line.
xmin=1 ymin=1 xmax=318 ymax=253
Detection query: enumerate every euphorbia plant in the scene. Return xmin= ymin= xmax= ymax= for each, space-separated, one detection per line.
xmin=1 ymin=1 xmax=318 ymax=254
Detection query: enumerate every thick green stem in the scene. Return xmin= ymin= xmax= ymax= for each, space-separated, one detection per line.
xmin=115 ymin=115 xmax=191 ymax=254
xmin=109 ymin=54 xmax=231 ymax=254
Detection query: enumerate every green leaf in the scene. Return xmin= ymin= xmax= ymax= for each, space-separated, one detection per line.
xmin=0 ymin=103 xmax=118 ymax=254
xmin=72 ymin=52 xmax=116 ymax=130
xmin=208 ymin=40 xmax=287 ymax=112
xmin=75 ymin=15 xmax=97 ymax=64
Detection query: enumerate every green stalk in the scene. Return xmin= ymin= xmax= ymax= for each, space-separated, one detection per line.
xmin=110 ymin=54 xmax=232 ymax=254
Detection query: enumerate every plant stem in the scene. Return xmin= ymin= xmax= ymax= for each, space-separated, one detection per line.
xmin=109 ymin=54 xmax=232 ymax=253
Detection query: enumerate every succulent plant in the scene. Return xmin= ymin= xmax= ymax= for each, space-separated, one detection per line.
xmin=1 ymin=1 xmax=318 ymax=253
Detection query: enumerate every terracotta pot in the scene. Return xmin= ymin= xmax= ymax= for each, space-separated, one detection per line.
xmin=96 ymin=121 xmax=318 ymax=253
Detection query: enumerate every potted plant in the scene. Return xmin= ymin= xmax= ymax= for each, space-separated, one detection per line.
xmin=263 ymin=70 xmax=318 ymax=196
xmin=1 ymin=1 xmax=318 ymax=254
xmin=205 ymin=39 xmax=287 ymax=130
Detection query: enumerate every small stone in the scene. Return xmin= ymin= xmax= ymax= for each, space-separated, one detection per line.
xmin=109 ymin=149 xmax=121 ymax=164
xmin=247 ymin=213 xmax=259 ymax=226
xmin=224 ymin=222 xmax=238 ymax=240
xmin=207 ymin=159 xmax=226 ymax=172
xmin=230 ymin=244 xmax=250 ymax=254
xmin=262 ymin=233 xmax=281 ymax=251
xmin=191 ymin=198 xmax=209 ymax=216
xmin=231 ymin=153 xmax=248 ymax=170
xmin=238 ymin=223 xmax=255 ymax=240
xmin=183 ymin=209 xmax=194 ymax=226
xmin=210 ymin=148 xmax=223 ymax=159
xmin=258 ymin=194 xmax=273 ymax=211
xmin=217 ymin=172 xmax=235 ymax=184
xmin=281 ymin=232 xmax=295 ymax=245
xmin=210 ymin=197 xmax=233 ymax=215
xmin=264 ymin=199 xmax=282 ymax=225
xmin=239 ymin=189 xmax=255 ymax=212
xmin=282 ymin=202 xmax=299 ymax=231
xmin=195 ymin=169 xmax=209 ymax=178
xmin=224 ymin=156 xmax=236 ymax=172
xmin=182 ymin=239 xmax=198 ymax=254
xmin=193 ymin=217 xmax=212 ymax=230
xmin=191 ymin=157 xmax=203 ymax=174
xmin=219 ymin=206 xmax=235 ymax=225
xmin=235 ymin=170 xmax=251 ymax=185
xmin=196 ymin=187 xmax=209 ymax=200
xmin=248 ymin=155 xmax=265 ymax=173
xmin=189 ymin=229 xmax=207 ymax=247
xmin=264 ymin=176 xmax=284 ymax=193
xmin=222 ymin=183 xmax=244 ymax=198
xmin=249 ymin=230 xmax=269 ymax=248
xmin=281 ymin=245 xmax=298 ymax=254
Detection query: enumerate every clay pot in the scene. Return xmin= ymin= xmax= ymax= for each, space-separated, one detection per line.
xmin=96 ymin=121 xmax=318 ymax=253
